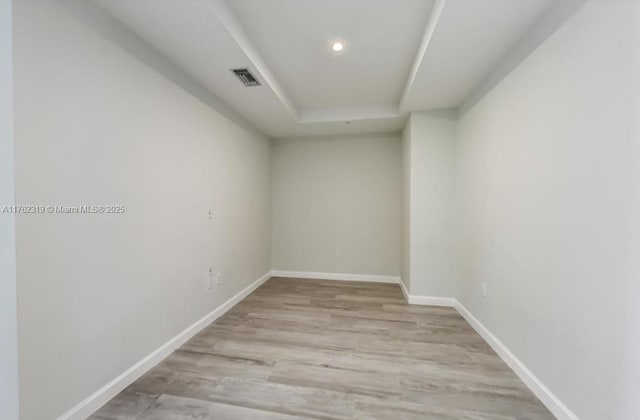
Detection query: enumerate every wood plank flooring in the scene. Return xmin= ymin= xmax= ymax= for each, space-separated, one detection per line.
xmin=91 ymin=277 xmax=554 ymax=419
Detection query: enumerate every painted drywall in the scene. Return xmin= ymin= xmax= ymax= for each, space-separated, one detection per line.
xmin=401 ymin=124 xmax=411 ymax=291
xmin=0 ymin=1 xmax=19 ymax=419
xmin=13 ymin=1 xmax=271 ymax=419
xmin=272 ymin=134 xmax=402 ymax=277
xmin=404 ymin=112 xmax=457 ymax=297
xmin=57 ymin=0 xmax=262 ymax=138
xmin=455 ymin=1 xmax=640 ymax=419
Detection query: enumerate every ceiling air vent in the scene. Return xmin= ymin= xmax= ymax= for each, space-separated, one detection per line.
xmin=231 ymin=68 xmax=261 ymax=87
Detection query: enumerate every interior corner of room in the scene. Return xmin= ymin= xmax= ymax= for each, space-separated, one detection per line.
xmin=3 ymin=0 xmax=640 ymax=419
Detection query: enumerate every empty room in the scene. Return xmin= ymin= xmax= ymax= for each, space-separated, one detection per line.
xmin=1 ymin=0 xmax=639 ymax=419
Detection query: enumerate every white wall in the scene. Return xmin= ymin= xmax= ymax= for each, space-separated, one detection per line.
xmin=455 ymin=1 xmax=640 ymax=419
xmin=404 ymin=112 xmax=457 ymax=297
xmin=401 ymin=124 xmax=411 ymax=291
xmin=272 ymin=134 xmax=401 ymax=277
xmin=13 ymin=1 xmax=271 ymax=419
xmin=0 ymin=0 xmax=19 ymax=419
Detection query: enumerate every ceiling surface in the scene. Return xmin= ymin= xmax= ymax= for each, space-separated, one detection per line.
xmin=226 ymin=0 xmax=435 ymax=111
xmin=93 ymin=0 xmax=571 ymax=138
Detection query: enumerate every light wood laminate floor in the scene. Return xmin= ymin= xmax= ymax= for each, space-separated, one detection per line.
xmin=92 ymin=277 xmax=554 ymax=419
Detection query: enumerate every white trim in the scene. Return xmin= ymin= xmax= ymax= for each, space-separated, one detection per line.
xmin=454 ymin=300 xmax=579 ymax=420
xmin=397 ymin=280 xmax=455 ymax=307
xmin=398 ymin=278 xmax=410 ymax=301
xmin=407 ymin=295 xmax=456 ymax=307
xmin=270 ymin=270 xmax=400 ymax=284
xmin=57 ymin=271 xmax=577 ymax=420
xmin=398 ymin=286 xmax=578 ymax=418
xmin=57 ymin=271 xmax=272 ymax=420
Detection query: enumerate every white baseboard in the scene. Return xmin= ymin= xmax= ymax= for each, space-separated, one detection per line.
xmin=407 ymin=295 xmax=456 ymax=306
xmin=398 ymin=278 xmax=410 ymax=301
xmin=57 ymin=271 xmax=576 ymax=420
xmin=57 ymin=271 xmax=272 ymax=420
xmin=270 ymin=270 xmax=400 ymax=284
xmin=397 ymin=279 xmax=456 ymax=307
xmin=454 ymin=301 xmax=579 ymax=420
xmin=397 ymin=283 xmax=576 ymax=418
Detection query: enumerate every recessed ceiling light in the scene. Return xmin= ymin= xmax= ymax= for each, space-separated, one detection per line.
xmin=332 ymin=42 xmax=344 ymax=52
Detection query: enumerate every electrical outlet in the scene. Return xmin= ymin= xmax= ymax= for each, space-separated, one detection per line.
xmin=215 ymin=272 xmax=221 ymax=286
xmin=481 ymin=283 xmax=487 ymax=298
xmin=208 ymin=267 xmax=213 ymax=290
xmin=208 ymin=208 xmax=213 ymax=220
